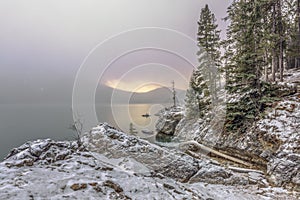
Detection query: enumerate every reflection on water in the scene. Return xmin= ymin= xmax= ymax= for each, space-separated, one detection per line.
xmin=96 ymin=103 xmax=171 ymax=138
xmin=155 ymin=132 xmax=173 ymax=143
xmin=0 ymin=103 xmax=171 ymax=159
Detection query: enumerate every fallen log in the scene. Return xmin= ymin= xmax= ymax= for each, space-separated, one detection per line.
xmin=185 ymin=150 xmax=220 ymax=166
xmin=179 ymin=141 xmax=253 ymax=168
xmin=227 ymin=166 xmax=264 ymax=174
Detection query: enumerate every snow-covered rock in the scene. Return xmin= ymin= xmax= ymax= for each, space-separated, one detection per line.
xmin=258 ymin=97 xmax=300 ymax=190
xmin=82 ymin=122 xmax=201 ymax=183
xmin=155 ymin=107 xmax=184 ymax=136
xmin=0 ymin=124 xmax=298 ymax=199
xmin=4 ymin=139 xmax=83 ymax=168
xmin=82 ymin=123 xmax=270 ymax=186
xmin=174 ymin=69 xmax=300 ymax=192
xmin=0 ymin=139 xmax=204 ymax=199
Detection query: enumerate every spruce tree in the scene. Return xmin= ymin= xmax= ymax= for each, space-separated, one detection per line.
xmin=260 ymin=0 xmax=296 ymax=79
xmin=129 ymin=123 xmax=138 ymax=136
xmin=197 ymin=4 xmax=221 ymax=66
xmin=185 ymin=4 xmax=221 ymax=119
xmin=223 ymin=0 xmax=298 ymax=133
xmin=286 ymin=0 xmax=300 ymax=69
xmin=185 ymin=85 xmax=200 ymax=119
xmin=224 ymin=0 xmax=265 ymax=133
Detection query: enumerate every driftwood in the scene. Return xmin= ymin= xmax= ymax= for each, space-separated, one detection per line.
xmin=227 ymin=166 xmax=264 ymax=174
xmin=186 ymin=148 xmax=265 ymax=174
xmin=185 ymin=150 xmax=220 ymax=166
xmin=179 ymin=141 xmax=253 ymax=168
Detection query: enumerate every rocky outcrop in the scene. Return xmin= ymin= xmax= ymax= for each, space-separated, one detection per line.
xmin=155 ymin=107 xmax=184 ymax=136
xmin=0 ymin=139 xmax=205 ymax=199
xmin=0 ymin=124 xmax=298 ymax=199
xmin=152 ymin=69 xmax=300 ymax=193
xmin=259 ymin=97 xmax=300 ymax=190
xmin=215 ymin=96 xmax=300 ymax=191
xmin=169 ymin=70 xmax=300 ymax=192
xmin=82 ymin=123 xmax=281 ymax=187
xmin=82 ymin=123 xmax=200 ymax=183
xmin=3 ymin=139 xmax=85 ymax=168
xmin=182 ymin=94 xmax=300 ymax=192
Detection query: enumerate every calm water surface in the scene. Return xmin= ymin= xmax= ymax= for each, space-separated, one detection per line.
xmin=0 ymin=103 xmax=167 ymax=159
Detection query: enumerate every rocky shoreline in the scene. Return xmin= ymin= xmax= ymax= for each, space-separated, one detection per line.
xmin=154 ymin=71 xmax=300 ymax=193
xmin=0 ymin=123 xmax=298 ymax=199
xmin=1 ymin=72 xmax=299 ymax=199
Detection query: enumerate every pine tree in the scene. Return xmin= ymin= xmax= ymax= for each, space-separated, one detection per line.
xmin=224 ymin=0 xmax=266 ymax=133
xmin=286 ymin=0 xmax=300 ymax=69
xmin=185 ymin=4 xmax=221 ymax=119
xmin=257 ymin=0 xmax=280 ymax=82
xmin=171 ymin=80 xmax=177 ymax=107
xmin=197 ymin=4 xmax=221 ymax=66
xmin=185 ymin=86 xmax=200 ymax=119
xmin=129 ymin=123 xmax=138 ymax=136
xmin=222 ymin=0 xmax=298 ymax=133
xmin=268 ymin=0 xmax=287 ymax=82
xmin=261 ymin=0 xmax=297 ymax=79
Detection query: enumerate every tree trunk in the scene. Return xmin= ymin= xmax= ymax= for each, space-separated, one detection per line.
xmin=279 ymin=42 xmax=284 ymax=81
xmin=278 ymin=0 xmax=284 ymax=82
xmin=297 ymin=0 xmax=300 ymax=68
xmin=263 ymin=14 xmax=269 ymax=82
xmin=264 ymin=50 xmax=269 ymax=81
xmin=297 ymin=0 xmax=300 ymax=34
xmin=271 ymin=3 xmax=277 ymax=81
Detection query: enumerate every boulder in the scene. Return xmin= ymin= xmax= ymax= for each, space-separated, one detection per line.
xmin=82 ymin=123 xmax=199 ymax=182
xmin=3 ymin=139 xmax=84 ymax=168
xmin=155 ymin=106 xmax=184 ymax=136
xmin=0 ymin=125 xmax=298 ymax=199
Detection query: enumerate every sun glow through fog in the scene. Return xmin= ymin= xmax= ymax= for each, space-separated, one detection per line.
xmin=105 ymin=79 xmax=162 ymax=93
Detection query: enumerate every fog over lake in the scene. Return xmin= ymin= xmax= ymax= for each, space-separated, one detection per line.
xmin=0 ymin=103 xmax=168 ymax=160
xmin=0 ymin=0 xmax=231 ymax=159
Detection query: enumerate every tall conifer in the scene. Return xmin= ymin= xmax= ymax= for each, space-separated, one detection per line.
xmin=185 ymin=4 xmax=221 ymax=119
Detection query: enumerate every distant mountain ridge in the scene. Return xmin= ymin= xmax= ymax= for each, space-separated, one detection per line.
xmin=96 ymin=84 xmax=186 ymax=104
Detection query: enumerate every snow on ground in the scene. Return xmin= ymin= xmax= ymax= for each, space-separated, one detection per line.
xmin=0 ymin=126 xmax=298 ymax=199
xmin=256 ymin=96 xmax=300 ymax=189
xmin=255 ymin=69 xmax=300 ymax=189
xmin=258 ymin=99 xmax=299 ymax=145
xmin=0 ymin=70 xmax=299 ymax=199
xmin=0 ymin=139 xmax=203 ymax=199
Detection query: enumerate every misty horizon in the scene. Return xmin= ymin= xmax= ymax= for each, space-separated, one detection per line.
xmin=0 ymin=0 xmax=231 ymax=106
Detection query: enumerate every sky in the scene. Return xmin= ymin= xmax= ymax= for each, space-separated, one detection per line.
xmin=0 ymin=0 xmax=232 ymax=104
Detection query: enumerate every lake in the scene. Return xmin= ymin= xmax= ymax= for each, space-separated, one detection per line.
xmin=0 ymin=103 xmax=169 ymax=160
